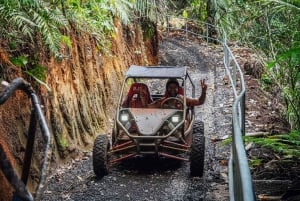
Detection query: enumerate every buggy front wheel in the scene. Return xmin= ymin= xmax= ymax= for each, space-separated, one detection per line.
xmin=190 ymin=121 xmax=205 ymax=177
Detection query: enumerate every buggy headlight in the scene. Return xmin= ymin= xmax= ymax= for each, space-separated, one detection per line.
xmin=120 ymin=113 xmax=129 ymax=122
xmin=171 ymin=115 xmax=180 ymax=123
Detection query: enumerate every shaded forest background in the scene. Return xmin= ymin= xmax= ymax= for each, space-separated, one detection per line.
xmin=0 ymin=0 xmax=299 ymax=200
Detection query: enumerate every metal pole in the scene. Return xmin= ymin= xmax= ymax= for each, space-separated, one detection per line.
xmin=206 ymin=23 xmax=209 ymax=44
xmin=21 ymin=110 xmax=37 ymax=185
xmin=241 ymin=93 xmax=246 ymax=136
xmin=233 ymin=62 xmax=237 ymax=88
xmin=185 ymin=19 xmax=188 ymax=39
xmin=167 ymin=15 xmax=170 ymax=36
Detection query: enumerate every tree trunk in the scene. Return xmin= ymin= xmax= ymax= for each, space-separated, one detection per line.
xmin=206 ymin=0 xmax=218 ymax=42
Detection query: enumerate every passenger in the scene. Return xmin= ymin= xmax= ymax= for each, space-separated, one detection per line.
xmin=122 ymin=82 xmax=152 ymax=108
xmin=147 ymin=78 xmax=207 ymax=108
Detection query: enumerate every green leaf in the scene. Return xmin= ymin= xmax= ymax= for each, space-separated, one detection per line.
xmin=61 ymin=35 xmax=72 ymax=48
xmin=266 ymin=61 xmax=276 ymax=70
xmin=183 ymin=10 xmax=188 ymax=19
xmin=25 ymin=64 xmax=51 ymax=91
xmin=245 ymin=130 xmax=300 ymax=158
xmin=25 ymin=64 xmax=47 ymax=82
xmin=10 ymin=55 xmax=28 ymax=67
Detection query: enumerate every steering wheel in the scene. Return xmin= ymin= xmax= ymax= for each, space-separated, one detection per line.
xmin=160 ymin=97 xmax=184 ymax=109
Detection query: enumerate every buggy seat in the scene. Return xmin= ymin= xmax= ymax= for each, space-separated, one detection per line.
xmin=123 ymin=83 xmax=153 ymax=108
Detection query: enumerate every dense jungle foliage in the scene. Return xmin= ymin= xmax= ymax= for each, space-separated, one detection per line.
xmin=184 ymin=0 xmax=300 ymax=160
xmin=0 ymin=0 xmax=299 ymax=162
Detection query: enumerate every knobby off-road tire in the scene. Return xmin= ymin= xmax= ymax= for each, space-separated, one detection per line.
xmin=93 ymin=134 xmax=109 ymax=179
xmin=190 ymin=120 xmax=205 ymax=177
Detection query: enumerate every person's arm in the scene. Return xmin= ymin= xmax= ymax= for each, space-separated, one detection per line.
xmin=146 ymin=99 xmax=161 ymax=108
xmin=186 ymin=79 xmax=207 ymax=106
xmin=138 ymin=88 xmax=160 ymax=108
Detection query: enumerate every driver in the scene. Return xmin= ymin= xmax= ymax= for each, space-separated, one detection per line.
xmin=147 ymin=78 xmax=207 ymax=108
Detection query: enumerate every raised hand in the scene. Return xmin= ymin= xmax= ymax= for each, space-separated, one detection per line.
xmin=201 ymin=79 xmax=207 ymax=93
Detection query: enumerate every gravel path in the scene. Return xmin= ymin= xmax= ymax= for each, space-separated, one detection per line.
xmin=41 ymin=35 xmax=233 ymax=201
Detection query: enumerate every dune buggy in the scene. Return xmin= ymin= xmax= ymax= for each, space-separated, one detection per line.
xmin=93 ymin=65 xmax=205 ymax=178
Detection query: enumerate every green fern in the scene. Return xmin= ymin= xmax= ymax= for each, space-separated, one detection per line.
xmin=134 ymin=0 xmax=168 ymax=23
xmin=110 ymin=0 xmax=133 ymax=25
xmin=245 ymin=130 xmax=300 ymax=158
xmin=249 ymin=157 xmax=263 ymax=168
xmin=10 ymin=55 xmax=28 ymax=67
xmin=25 ymin=64 xmax=47 ymax=82
xmin=0 ymin=0 xmax=67 ymax=56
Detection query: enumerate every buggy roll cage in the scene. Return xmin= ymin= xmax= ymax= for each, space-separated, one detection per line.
xmin=117 ymin=65 xmax=196 ymax=107
xmin=0 ymin=78 xmax=51 ymax=201
xmin=116 ymin=65 xmax=197 ymax=137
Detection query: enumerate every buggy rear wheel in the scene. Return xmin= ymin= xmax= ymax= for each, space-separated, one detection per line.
xmin=93 ymin=134 xmax=110 ymax=179
xmin=190 ymin=121 xmax=205 ymax=177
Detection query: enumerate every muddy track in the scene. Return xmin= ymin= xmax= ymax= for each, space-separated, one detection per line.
xmin=41 ymin=35 xmax=233 ymax=201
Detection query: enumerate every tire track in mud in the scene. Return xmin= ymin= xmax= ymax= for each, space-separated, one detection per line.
xmin=41 ymin=35 xmax=232 ymax=201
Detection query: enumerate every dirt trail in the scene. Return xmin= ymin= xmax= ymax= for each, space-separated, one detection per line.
xmin=41 ymin=35 xmax=233 ymax=201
